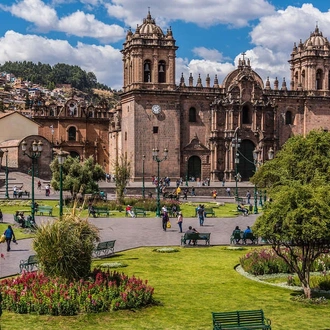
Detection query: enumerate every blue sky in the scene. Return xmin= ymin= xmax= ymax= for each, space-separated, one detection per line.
xmin=0 ymin=0 xmax=329 ymax=90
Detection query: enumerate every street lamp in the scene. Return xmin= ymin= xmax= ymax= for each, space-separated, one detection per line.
xmin=252 ymin=147 xmax=260 ymax=214
xmin=152 ymin=147 xmax=168 ymax=217
xmin=142 ymin=155 xmax=146 ymax=199
xmin=58 ymin=149 xmax=67 ymax=218
xmin=0 ymin=149 xmax=7 ymax=198
xmin=231 ymin=128 xmax=241 ymax=199
xmin=4 ymin=149 xmax=8 ymax=199
xmin=22 ymin=140 xmax=43 ymax=222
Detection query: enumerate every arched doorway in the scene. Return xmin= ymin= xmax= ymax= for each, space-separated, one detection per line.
xmin=237 ymin=140 xmax=255 ymax=181
xmin=70 ymin=151 xmax=80 ymax=159
xmin=188 ymin=156 xmax=201 ymax=180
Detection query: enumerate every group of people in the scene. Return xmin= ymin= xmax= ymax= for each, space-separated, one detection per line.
xmin=232 ymin=225 xmax=253 ymax=244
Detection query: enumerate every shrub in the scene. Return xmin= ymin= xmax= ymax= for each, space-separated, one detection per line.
xmin=241 ymin=248 xmax=330 ymax=276
xmin=33 ymin=214 xmax=99 ymax=280
xmin=0 ymin=269 xmax=155 ymax=315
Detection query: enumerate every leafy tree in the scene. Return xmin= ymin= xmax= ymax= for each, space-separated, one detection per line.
xmin=252 ymin=130 xmax=330 ymax=298
xmin=33 ymin=214 xmax=99 ymax=280
xmin=50 ymin=156 xmax=105 ymax=196
xmin=114 ymin=155 xmax=131 ymax=204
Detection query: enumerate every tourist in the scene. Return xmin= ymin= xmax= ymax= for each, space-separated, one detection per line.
xmin=4 ymin=225 xmax=16 ymax=252
xmin=197 ymin=204 xmax=205 ymax=226
xmin=126 ymin=205 xmax=135 ymax=218
xmin=177 ymin=211 xmax=183 ymax=233
xmin=162 ymin=211 xmax=169 ymax=231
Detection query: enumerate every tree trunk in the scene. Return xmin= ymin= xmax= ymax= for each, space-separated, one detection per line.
xmin=302 ymin=282 xmax=311 ymax=299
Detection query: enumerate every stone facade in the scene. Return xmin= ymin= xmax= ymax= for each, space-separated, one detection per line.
xmin=108 ymin=13 xmax=330 ymax=182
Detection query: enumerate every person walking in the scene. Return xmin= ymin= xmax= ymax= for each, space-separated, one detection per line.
xmin=162 ymin=211 xmax=169 ymax=231
xmin=177 ymin=211 xmax=183 ymax=233
xmin=197 ymin=204 xmax=205 ymax=226
xmin=4 ymin=225 xmax=16 ymax=252
xmin=246 ymin=190 xmax=251 ymax=204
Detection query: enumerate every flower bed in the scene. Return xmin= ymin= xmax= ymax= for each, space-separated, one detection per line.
xmin=0 ymin=268 xmax=155 ymax=315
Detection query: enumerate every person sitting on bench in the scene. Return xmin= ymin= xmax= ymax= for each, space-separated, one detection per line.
xmin=88 ymin=203 xmax=96 ymax=218
xmin=237 ymin=204 xmax=249 ymax=216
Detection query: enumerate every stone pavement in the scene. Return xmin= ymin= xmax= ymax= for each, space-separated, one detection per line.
xmin=0 ymin=210 xmax=260 ymax=279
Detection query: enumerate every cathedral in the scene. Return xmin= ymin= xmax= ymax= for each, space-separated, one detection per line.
xmin=109 ymin=11 xmax=330 ymax=182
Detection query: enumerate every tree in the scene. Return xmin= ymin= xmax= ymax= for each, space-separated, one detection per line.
xmin=50 ymin=156 xmax=105 ymax=196
xmin=114 ymin=155 xmax=131 ymax=204
xmin=252 ymin=130 xmax=330 ymax=298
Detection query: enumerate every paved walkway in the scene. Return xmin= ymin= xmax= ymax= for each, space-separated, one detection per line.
xmin=0 ymin=172 xmax=260 ymax=278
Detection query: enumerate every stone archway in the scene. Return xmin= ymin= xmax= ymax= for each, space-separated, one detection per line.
xmin=237 ymin=140 xmax=255 ymax=181
xmin=188 ymin=156 xmax=201 ymax=180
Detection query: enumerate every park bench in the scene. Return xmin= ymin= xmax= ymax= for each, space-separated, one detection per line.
xmin=169 ymin=205 xmax=181 ymax=217
xmin=230 ymin=230 xmax=243 ymax=245
xmin=235 ymin=197 xmax=246 ymax=204
xmin=204 ymin=207 xmax=215 ymax=217
xmin=19 ymin=254 xmax=39 ymax=273
xmin=18 ymin=190 xmax=30 ymax=198
xmin=134 ymin=207 xmax=146 ymax=217
xmin=93 ymin=240 xmax=116 ymax=257
xmin=90 ymin=207 xmax=110 ymax=217
xmin=243 ymin=232 xmax=258 ymax=244
xmin=237 ymin=205 xmax=249 ymax=216
xmin=36 ymin=205 xmax=53 ymax=216
xmin=212 ymin=309 xmax=272 ymax=330
xmin=181 ymin=232 xmax=211 ymax=246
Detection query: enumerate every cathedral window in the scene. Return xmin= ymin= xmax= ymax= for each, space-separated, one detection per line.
xmin=285 ymin=111 xmax=293 ymax=125
xmin=301 ymin=70 xmax=305 ymax=89
xmin=68 ymin=126 xmax=77 ymax=141
xmin=158 ymin=61 xmax=166 ymax=83
xmin=189 ymin=107 xmax=197 ymax=122
xmin=153 ymin=126 xmax=158 ymax=134
xmin=144 ymin=60 xmax=152 ymax=82
xmin=242 ymin=105 xmax=251 ymax=124
xmin=125 ymin=132 xmax=127 ymax=141
xmin=316 ymin=69 xmax=323 ymax=90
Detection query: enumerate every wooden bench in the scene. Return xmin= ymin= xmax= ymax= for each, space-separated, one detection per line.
xmin=212 ymin=309 xmax=272 ymax=330
xmin=93 ymin=240 xmax=116 ymax=257
xmin=169 ymin=205 xmax=181 ymax=217
xmin=90 ymin=207 xmax=110 ymax=217
xmin=243 ymin=232 xmax=258 ymax=244
xmin=133 ymin=207 xmax=146 ymax=217
xmin=181 ymin=232 xmax=211 ymax=246
xmin=18 ymin=190 xmax=30 ymax=198
xmin=19 ymin=254 xmax=39 ymax=273
xmin=235 ymin=197 xmax=246 ymax=204
xmin=36 ymin=205 xmax=53 ymax=216
xmin=204 ymin=207 xmax=215 ymax=217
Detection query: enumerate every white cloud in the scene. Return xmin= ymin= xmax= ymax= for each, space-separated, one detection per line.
xmin=192 ymin=47 xmax=228 ymax=62
xmin=0 ymin=31 xmax=123 ymax=90
xmin=58 ymin=11 xmax=125 ymax=42
xmin=6 ymin=0 xmax=58 ymax=31
xmin=105 ymin=0 xmax=275 ymax=28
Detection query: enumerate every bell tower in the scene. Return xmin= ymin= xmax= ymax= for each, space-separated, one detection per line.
xmin=121 ymin=10 xmax=178 ymax=92
xmin=289 ymin=25 xmax=330 ymax=91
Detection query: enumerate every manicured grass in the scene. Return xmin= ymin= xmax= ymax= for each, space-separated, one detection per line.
xmin=1 ymin=246 xmax=329 ymax=329
xmin=0 ymin=200 xmax=240 ymax=219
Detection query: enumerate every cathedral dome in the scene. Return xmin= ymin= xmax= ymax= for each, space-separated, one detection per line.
xmin=304 ymin=26 xmax=328 ymax=48
xmin=137 ymin=11 xmax=164 ymax=36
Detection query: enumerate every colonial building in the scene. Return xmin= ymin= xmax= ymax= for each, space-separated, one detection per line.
xmin=109 ymin=12 xmax=330 ymax=182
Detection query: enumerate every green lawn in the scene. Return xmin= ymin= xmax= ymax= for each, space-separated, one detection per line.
xmin=0 ymin=200 xmax=239 ymax=219
xmin=1 ymin=246 xmax=328 ymax=329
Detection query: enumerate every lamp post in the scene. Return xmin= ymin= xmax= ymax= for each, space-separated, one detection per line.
xmin=152 ymin=147 xmax=168 ymax=217
xmin=252 ymin=147 xmax=260 ymax=214
xmin=58 ymin=149 xmax=67 ymax=218
xmin=4 ymin=149 xmax=8 ymax=199
xmin=231 ymin=128 xmax=241 ymax=199
xmin=22 ymin=140 xmax=43 ymax=222
xmin=142 ymin=155 xmax=146 ymax=199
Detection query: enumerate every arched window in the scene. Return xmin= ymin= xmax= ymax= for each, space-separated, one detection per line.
xmin=285 ymin=111 xmax=293 ymax=125
xmin=242 ymin=105 xmax=251 ymax=124
xmin=316 ymin=69 xmax=323 ymax=90
xmin=68 ymin=126 xmax=77 ymax=141
xmin=158 ymin=61 xmax=166 ymax=83
xmin=301 ymin=70 xmax=305 ymax=89
xmin=189 ymin=107 xmax=197 ymax=122
xmin=294 ymin=71 xmax=299 ymax=89
xmin=70 ymin=151 xmax=80 ymax=159
xmin=144 ymin=60 xmax=152 ymax=82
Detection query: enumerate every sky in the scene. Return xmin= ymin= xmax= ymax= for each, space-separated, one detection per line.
xmin=0 ymin=0 xmax=329 ymax=91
